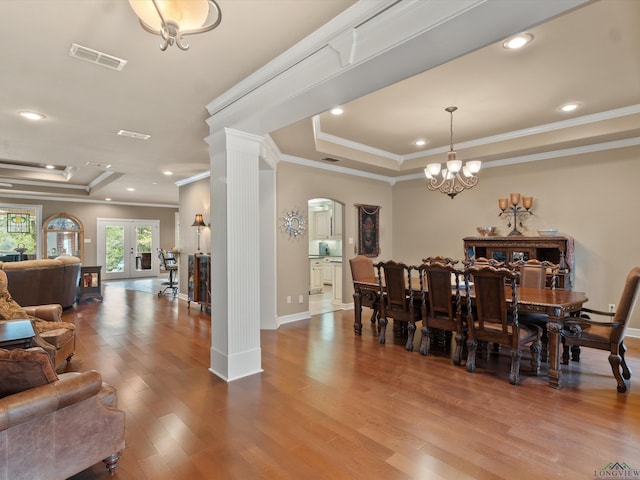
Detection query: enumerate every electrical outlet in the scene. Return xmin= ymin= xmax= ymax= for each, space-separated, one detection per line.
xmin=609 ymin=304 xmax=616 ymax=313
xmin=287 ymin=296 xmax=291 ymax=304
xmin=298 ymin=295 xmax=304 ymax=303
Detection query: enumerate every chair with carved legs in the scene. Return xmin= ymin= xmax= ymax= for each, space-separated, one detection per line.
xmin=561 ymin=266 xmax=640 ymax=392
xmin=349 ymin=255 xmax=379 ymax=330
xmin=417 ymin=257 xmax=465 ymax=364
xmin=463 ymin=263 xmax=542 ymax=385
xmin=511 ymin=259 xmax=560 ymax=362
xmin=375 ymin=260 xmax=420 ymax=349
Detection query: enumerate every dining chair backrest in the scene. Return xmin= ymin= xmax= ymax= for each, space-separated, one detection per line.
xmin=420 ymin=259 xmax=459 ymax=321
xmin=512 ymin=259 xmax=558 ymax=290
xmin=376 ymin=260 xmax=413 ymax=313
xmin=465 ymin=263 xmax=518 ymax=337
xmin=349 ymin=255 xmax=375 ymax=282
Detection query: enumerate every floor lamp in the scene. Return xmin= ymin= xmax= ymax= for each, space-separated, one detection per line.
xmin=192 ymin=213 xmax=206 ymax=253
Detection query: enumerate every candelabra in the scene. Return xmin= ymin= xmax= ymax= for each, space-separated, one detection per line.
xmin=498 ymin=193 xmax=533 ymax=236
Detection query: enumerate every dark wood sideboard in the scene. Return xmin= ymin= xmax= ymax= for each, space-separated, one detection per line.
xmin=188 ymin=254 xmax=211 ymax=311
xmin=463 ymin=235 xmax=574 ymax=290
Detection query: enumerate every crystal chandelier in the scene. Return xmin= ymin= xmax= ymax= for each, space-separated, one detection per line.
xmin=128 ymin=0 xmax=222 ymax=51
xmin=424 ymin=106 xmax=481 ymax=199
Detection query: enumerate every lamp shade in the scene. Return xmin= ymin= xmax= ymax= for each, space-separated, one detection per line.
xmin=192 ymin=213 xmax=206 ymax=227
xmin=128 ymin=0 xmax=210 ymax=30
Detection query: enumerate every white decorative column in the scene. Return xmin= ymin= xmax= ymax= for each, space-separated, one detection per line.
xmin=209 ymin=128 xmax=263 ymax=381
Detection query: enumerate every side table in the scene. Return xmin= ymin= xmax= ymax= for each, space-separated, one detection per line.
xmin=0 ymin=319 xmax=35 ymax=349
xmin=78 ymin=266 xmax=103 ymax=302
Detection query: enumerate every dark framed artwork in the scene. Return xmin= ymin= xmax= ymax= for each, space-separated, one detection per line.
xmin=357 ymin=204 xmax=380 ymax=257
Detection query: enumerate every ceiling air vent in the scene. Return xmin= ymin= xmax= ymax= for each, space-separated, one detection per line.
xmin=69 ymin=43 xmax=127 ymax=72
xmin=117 ymin=130 xmax=151 ymax=140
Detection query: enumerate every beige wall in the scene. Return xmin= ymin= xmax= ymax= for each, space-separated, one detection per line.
xmin=177 ymin=179 xmax=211 ymax=294
xmin=276 ymin=162 xmax=393 ymax=317
xmin=0 ymin=197 xmax=177 ymax=265
xmin=393 ymin=145 xmax=640 ymax=328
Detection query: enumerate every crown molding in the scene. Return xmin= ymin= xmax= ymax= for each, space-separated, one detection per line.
xmin=280 ymin=154 xmax=394 ymax=185
xmin=394 ymin=137 xmax=640 ymax=182
xmin=313 ymin=105 xmax=640 ymax=163
xmin=175 ymin=170 xmax=211 ymax=187
xmin=0 ymin=191 xmax=177 ymax=208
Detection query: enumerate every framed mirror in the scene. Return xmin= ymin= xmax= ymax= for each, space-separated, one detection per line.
xmin=43 ymin=213 xmax=84 ymax=262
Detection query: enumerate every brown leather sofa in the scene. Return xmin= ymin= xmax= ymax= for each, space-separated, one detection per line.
xmin=1 ymin=256 xmax=81 ymax=309
xmin=0 ymin=370 xmax=125 ymax=479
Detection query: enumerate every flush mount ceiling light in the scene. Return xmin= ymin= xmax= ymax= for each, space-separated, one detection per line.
xmin=424 ymin=106 xmax=481 ymax=199
xmin=19 ymin=111 xmax=46 ymax=121
xmin=128 ymin=0 xmax=222 ymax=51
xmin=330 ymin=107 xmax=344 ymax=115
xmin=503 ymin=33 xmax=533 ymax=50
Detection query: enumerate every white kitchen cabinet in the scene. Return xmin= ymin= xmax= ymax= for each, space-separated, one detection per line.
xmin=323 ymin=257 xmax=333 ymax=284
xmin=309 ymin=258 xmax=323 ymax=294
xmin=332 ymin=262 xmax=342 ymax=304
xmin=314 ymin=211 xmax=331 ymax=239
xmin=332 ymin=202 xmax=342 ymax=238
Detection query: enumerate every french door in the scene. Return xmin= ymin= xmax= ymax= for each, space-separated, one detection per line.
xmin=97 ymin=219 xmax=160 ymax=280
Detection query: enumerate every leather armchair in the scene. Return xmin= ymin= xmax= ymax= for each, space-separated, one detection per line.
xmin=0 ymin=270 xmax=76 ymax=370
xmin=0 ymin=370 xmax=125 ymax=479
xmin=24 ymin=303 xmax=75 ymax=370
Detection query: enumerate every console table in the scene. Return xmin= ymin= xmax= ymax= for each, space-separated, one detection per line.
xmin=463 ymin=235 xmax=574 ymax=289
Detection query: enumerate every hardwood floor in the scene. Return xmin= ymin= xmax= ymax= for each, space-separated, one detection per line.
xmin=65 ymin=281 xmax=640 ymax=479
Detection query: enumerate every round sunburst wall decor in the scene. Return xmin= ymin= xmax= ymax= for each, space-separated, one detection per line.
xmin=281 ymin=208 xmax=306 ymax=239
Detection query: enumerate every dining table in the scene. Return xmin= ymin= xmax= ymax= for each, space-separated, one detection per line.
xmin=352 ymin=278 xmax=588 ymax=389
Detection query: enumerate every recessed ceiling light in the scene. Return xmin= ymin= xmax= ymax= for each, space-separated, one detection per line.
xmin=560 ymin=103 xmax=580 ymax=112
xmin=415 ymin=139 xmax=427 ymax=147
xmin=503 ymin=33 xmax=533 ymax=50
xmin=45 ymin=164 xmax=55 ymax=169
xmin=162 ymin=171 xmax=173 ymax=176
xmin=105 ymin=198 xmax=112 ymax=201
xmin=330 ymin=107 xmax=344 ymax=115
xmin=19 ymin=111 xmax=46 ymax=121
xmin=126 ymin=187 xmax=135 ymax=192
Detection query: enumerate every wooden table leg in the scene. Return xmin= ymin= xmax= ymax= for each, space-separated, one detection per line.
xmin=547 ymin=321 xmax=562 ymax=389
xmin=353 ymin=290 xmax=363 ymax=336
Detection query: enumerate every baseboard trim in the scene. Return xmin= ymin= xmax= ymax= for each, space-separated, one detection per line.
xmin=277 ymin=311 xmax=310 ymax=327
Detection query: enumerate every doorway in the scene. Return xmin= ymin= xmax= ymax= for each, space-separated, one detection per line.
xmin=308 ymin=198 xmax=344 ymax=315
xmin=97 ymin=219 xmax=159 ymax=280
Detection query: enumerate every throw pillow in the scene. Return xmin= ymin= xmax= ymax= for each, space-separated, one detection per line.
xmin=0 ymin=347 xmax=59 ymax=398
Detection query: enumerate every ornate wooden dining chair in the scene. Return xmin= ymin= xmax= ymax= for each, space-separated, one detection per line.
xmin=417 ymin=258 xmax=465 ymax=364
xmin=561 ymin=266 xmax=640 ymax=392
xmin=463 ymin=263 xmax=542 ymax=385
xmin=374 ymin=260 xmax=420 ymax=349
xmin=349 ymin=255 xmax=379 ymax=328
xmin=511 ymin=259 xmax=560 ymax=361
